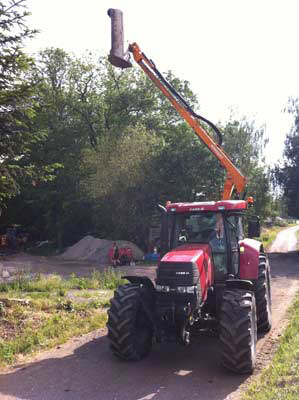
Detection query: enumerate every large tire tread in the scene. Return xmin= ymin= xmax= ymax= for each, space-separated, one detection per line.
xmin=220 ymin=289 xmax=257 ymax=374
xmin=107 ymin=284 xmax=153 ymax=361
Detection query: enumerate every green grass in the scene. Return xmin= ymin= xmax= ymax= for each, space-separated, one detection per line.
xmin=0 ymin=268 xmax=124 ymax=293
xmin=0 ymin=269 xmax=124 ymax=366
xmin=0 ymin=310 xmax=107 ymax=364
xmin=242 ymin=293 xmax=299 ymax=399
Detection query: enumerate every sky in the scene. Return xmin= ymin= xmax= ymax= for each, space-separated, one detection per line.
xmin=24 ymin=0 xmax=299 ymax=165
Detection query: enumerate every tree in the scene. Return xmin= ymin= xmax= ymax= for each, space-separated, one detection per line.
xmin=222 ymin=118 xmax=271 ymax=219
xmin=100 ymin=63 xmax=198 ymax=139
xmin=79 ymin=67 xmax=223 ymax=248
xmin=0 ymin=0 xmax=37 ymax=205
xmin=274 ymin=98 xmax=299 ymax=217
xmin=11 ymin=48 xmax=102 ymax=248
xmin=14 ymin=52 xmax=203 ymax=248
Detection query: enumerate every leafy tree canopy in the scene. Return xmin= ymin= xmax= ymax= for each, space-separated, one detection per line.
xmin=274 ymin=98 xmax=299 ymax=217
xmin=0 ymin=1 xmax=58 ymax=208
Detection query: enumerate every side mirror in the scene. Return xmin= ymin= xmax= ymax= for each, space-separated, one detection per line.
xmin=107 ymin=9 xmax=132 ymax=68
xmin=248 ymin=216 xmax=260 ymax=238
xmin=157 ymin=204 xmax=169 ymax=257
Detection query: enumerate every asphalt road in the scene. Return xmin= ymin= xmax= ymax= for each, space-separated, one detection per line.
xmin=1 ymin=226 xmax=299 ymax=400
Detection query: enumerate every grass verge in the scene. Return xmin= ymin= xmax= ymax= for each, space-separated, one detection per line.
xmin=242 ymin=293 xmax=299 ymax=399
xmin=0 ymin=269 xmax=124 ymax=367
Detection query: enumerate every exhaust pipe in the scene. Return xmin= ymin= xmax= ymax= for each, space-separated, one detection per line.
xmin=107 ymin=8 xmax=132 ymax=69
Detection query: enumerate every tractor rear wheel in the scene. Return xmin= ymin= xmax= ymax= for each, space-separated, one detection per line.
xmin=219 ymin=289 xmax=257 ymax=374
xmin=256 ymin=255 xmax=272 ymax=333
xmin=107 ymin=284 xmax=154 ymax=361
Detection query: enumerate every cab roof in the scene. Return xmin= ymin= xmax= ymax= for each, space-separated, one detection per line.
xmin=166 ymin=200 xmax=247 ymax=213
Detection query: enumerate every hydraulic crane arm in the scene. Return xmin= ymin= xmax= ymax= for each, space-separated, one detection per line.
xmin=128 ymin=43 xmax=246 ymax=200
xmin=107 ymin=9 xmax=246 ymax=200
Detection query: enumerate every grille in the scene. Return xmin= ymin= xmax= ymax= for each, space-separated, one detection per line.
xmin=156 ymin=261 xmax=200 ymax=286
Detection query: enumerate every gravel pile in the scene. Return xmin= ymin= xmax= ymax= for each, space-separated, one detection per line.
xmin=61 ymin=235 xmax=144 ymax=264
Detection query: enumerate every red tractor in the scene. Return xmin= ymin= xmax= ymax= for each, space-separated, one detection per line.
xmin=106 ymin=9 xmax=271 ymax=374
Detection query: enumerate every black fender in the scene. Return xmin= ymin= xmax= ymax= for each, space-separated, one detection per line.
xmin=225 ymin=279 xmax=254 ymax=292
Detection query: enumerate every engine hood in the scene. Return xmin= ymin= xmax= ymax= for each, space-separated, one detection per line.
xmin=159 ymin=243 xmax=213 ymax=301
xmin=161 ymin=243 xmax=210 ymax=264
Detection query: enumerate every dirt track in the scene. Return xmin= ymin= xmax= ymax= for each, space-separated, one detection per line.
xmin=0 ymin=226 xmax=299 ymax=400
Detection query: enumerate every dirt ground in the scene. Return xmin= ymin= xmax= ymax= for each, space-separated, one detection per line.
xmin=0 ymin=226 xmax=299 ymax=400
xmin=0 ymin=252 xmax=156 ymax=281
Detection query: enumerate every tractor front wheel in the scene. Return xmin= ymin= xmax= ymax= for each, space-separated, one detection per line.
xmin=219 ymin=289 xmax=257 ymax=374
xmin=107 ymin=284 xmax=154 ymax=361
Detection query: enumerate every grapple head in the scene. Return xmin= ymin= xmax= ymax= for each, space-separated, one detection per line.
xmin=107 ymin=8 xmax=132 ymax=69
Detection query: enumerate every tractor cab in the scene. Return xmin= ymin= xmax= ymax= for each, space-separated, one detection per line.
xmin=160 ymin=200 xmax=249 ymax=282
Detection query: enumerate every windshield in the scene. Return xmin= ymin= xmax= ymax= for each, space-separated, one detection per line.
xmin=171 ymin=212 xmax=225 ymax=247
xmin=169 ymin=211 xmax=229 ymax=280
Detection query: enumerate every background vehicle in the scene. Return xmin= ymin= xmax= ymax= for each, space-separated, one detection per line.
xmin=106 ymin=9 xmax=271 ymax=374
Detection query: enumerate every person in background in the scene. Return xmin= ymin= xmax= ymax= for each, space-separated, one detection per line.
xmin=111 ymin=242 xmax=120 ymax=267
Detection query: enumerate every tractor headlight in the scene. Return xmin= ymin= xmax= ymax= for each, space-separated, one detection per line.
xmin=177 ymin=286 xmax=196 ymax=294
xmin=156 ymin=284 xmax=170 ymax=292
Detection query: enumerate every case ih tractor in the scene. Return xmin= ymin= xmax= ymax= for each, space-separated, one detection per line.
xmin=106 ymin=9 xmax=272 ymax=374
